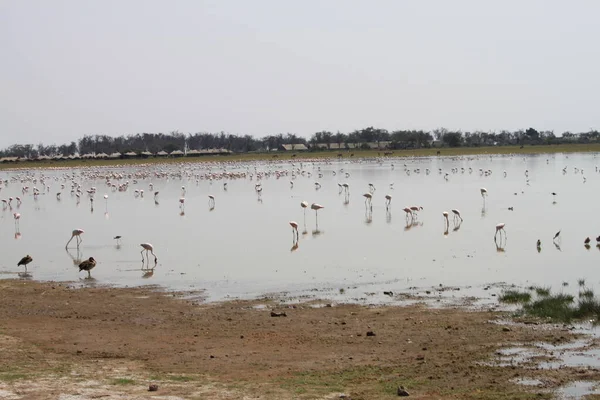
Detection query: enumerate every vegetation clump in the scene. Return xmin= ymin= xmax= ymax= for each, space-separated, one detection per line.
xmin=499 ymin=283 xmax=600 ymax=323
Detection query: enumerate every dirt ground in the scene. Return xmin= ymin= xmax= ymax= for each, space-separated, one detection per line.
xmin=0 ymin=280 xmax=599 ymax=399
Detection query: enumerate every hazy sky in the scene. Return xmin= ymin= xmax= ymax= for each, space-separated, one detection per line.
xmin=2 ymin=1 xmax=600 ymax=148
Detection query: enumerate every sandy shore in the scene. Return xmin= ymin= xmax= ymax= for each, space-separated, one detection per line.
xmin=0 ymin=279 xmax=598 ymax=399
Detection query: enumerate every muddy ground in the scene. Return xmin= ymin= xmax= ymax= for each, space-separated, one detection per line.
xmin=0 ymin=279 xmax=599 ymax=399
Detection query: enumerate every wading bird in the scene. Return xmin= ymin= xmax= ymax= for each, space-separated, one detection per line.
xmin=300 ymin=200 xmax=308 ymax=217
xmin=385 ymin=194 xmax=392 ymax=208
xmin=140 ymin=243 xmax=157 ymax=263
xmin=289 ymin=221 xmax=299 ymax=241
xmin=208 ymin=195 xmax=215 ymax=207
xmin=311 ymin=203 xmax=324 ymax=223
xmin=13 ymin=212 xmax=20 ymax=229
xmin=363 ymin=193 xmax=372 ymax=207
xmin=553 ymin=230 xmax=561 ymax=241
xmin=451 ymin=209 xmax=463 ymax=223
xmin=18 ymin=255 xmax=32 ymax=271
xmin=79 ymin=257 xmax=96 ymax=278
xmin=66 ymin=229 xmax=85 ymax=248
xmin=114 ymin=235 xmax=122 ymax=244
xmin=442 ymin=211 xmax=449 ymax=226
xmin=495 ymin=223 xmax=506 ymax=240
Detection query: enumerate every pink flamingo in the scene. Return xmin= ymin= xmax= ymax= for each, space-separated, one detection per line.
xmin=311 ymin=203 xmax=324 ymax=224
xmin=140 ymin=243 xmax=157 ymax=263
xmin=13 ymin=213 xmax=20 ymax=229
xmin=66 ymin=229 xmax=84 ymax=248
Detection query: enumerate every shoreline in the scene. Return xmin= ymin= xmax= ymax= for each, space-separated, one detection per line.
xmin=1 ymin=279 xmax=599 ymax=399
xmin=1 ymin=143 xmax=600 ymax=171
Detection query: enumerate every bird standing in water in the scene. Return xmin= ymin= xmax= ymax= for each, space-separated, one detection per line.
xmin=140 ymin=243 xmax=157 ymax=263
xmin=18 ymin=255 xmax=33 ymax=271
xmin=79 ymin=257 xmax=96 ymax=278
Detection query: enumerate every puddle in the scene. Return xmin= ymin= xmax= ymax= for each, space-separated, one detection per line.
xmin=539 ymin=348 xmax=600 ymax=369
xmin=511 ymin=378 xmax=544 ymax=386
xmin=557 ymin=381 xmax=600 ymax=399
xmin=489 ymin=346 xmax=546 ymax=367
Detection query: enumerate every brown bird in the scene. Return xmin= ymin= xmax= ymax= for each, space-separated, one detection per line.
xmin=584 ymin=237 xmax=591 ymax=245
xmin=79 ymin=257 xmax=96 ymax=278
xmin=18 ymin=255 xmax=32 ymax=271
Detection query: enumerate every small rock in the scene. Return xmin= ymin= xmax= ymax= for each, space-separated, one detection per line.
xmin=366 ymin=331 xmax=376 ymax=337
xmin=502 ymin=327 xmax=511 ymax=332
xmin=397 ymin=385 xmax=410 ymax=396
xmin=383 ymin=291 xmax=393 ymax=296
xmin=148 ymin=384 xmax=158 ymax=392
xmin=270 ymin=311 xmax=287 ymax=317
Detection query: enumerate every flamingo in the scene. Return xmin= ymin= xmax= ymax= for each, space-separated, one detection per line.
xmin=442 ymin=211 xmax=449 ymax=226
xmin=311 ymin=203 xmax=324 ymax=223
xmin=18 ymin=255 xmax=33 ymax=271
xmin=402 ymin=207 xmax=413 ymax=220
xmin=179 ymin=197 xmax=185 ymax=209
xmin=78 ymin=257 xmax=97 ymax=278
xmin=66 ymin=229 xmax=84 ymax=248
xmin=208 ymin=195 xmax=215 ymax=206
xmin=140 ymin=243 xmax=157 ymax=262
xmin=13 ymin=212 xmax=20 ymax=228
xmin=114 ymin=235 xmax=122 ymax=244
xmin=410 ymin=206 xmax=423 ymax=218
xmin=451 ymin=209 xmax=463 ymax=223
xmin=300 ymin=201 xmax=308 ymax=217
xmin=480 ymin=188 xmax=487 ymax=200
xmin=385 ymin=195 xmax=392 ymax=208
xmin=363 ymin=193 xmax=372 ymax=207
xmin=289 ymin=221 xmax=299 ymax=241
xmin=495 ymin=223 xmax=506 ymax=240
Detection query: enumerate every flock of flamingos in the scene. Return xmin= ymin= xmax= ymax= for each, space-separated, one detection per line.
xmin=2 ymin=155 xmax=600 ymax=280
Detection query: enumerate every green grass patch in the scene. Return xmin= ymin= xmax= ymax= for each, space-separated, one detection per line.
xmin=523 ymin=294 xmax=575 ymax=322
xmin=111 ymin=378 xmax=136 ymax=385
xmin=0 ymin=372 xmax=29 ymax=382
xmin=498 ymin=290 xmax=531 ymax=304
xmin=533 ymin=286 xmax=551 ymax=297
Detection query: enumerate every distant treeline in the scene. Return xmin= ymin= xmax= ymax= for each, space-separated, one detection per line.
xmin=1 ymin=127 xmax=599 ymax=159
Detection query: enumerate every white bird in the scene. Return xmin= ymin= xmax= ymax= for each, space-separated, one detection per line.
xmin=66 ymin=229 xmax=85 ymax=248
xmin=140 ymin=243 xmax=157 ymax=263
xmin=300 ymin=201 xmax=309 ymax=217
xmin=363 ymin=193 xmax=372 ymax=206
xmin=311 ymin=203 xmax=324 ymax=223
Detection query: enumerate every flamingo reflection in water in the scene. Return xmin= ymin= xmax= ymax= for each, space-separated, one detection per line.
xmin=141 ymin=257 xmax=157 ymax=278
xmin=364 ymin=207 xmax=373 ymax=224
xmin=66 ymin=247 xmax=83 ymax=266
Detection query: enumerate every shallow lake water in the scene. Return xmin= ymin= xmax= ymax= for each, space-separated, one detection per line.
xmin=1 ymin=152 xmax=599 ymax=302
